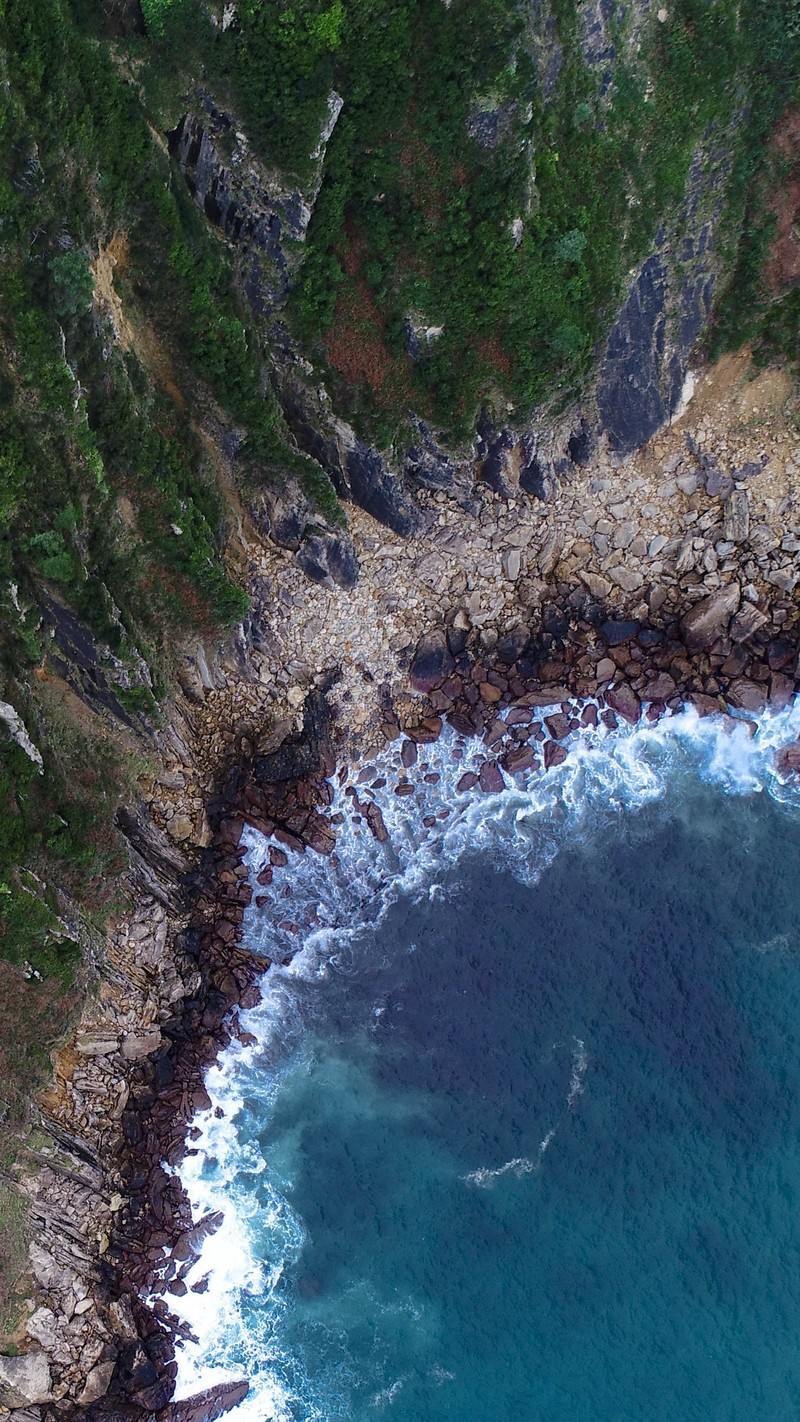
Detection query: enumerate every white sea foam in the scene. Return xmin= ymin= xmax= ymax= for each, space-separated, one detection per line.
xmin=168 ymin=698 xmax=800 ymax=1411
xmin=567 ymin=1037 xmax=588 ymax=1108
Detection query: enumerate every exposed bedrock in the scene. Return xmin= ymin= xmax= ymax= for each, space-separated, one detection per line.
xmin=167 ymin=89 xmax=739 ymax=556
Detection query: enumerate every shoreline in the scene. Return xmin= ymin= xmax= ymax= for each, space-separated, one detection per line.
xmin=93 ymin=594 xmax=800 ymax=1418
xmin=5 ymin=350 xmax=800 ymax=1419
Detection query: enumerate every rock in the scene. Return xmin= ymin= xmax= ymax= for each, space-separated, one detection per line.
xmin=478 ymin=760 xmax=504 ymax=793
xmin=544 ymin=713 xmax=571 ymax=741
xmin=727 ymin=678 xmax=767 ymax=713
xmin=502 ymin=745 xmax=535 ymax=774
xmin=121 ymin=1028 xmax=163 ymax=1061
xmin=76 ymin=1032 xmax=119 ymax=1056
xmin=608 ymin=566 xmax=643 ymax=592
xmin=580 ymin=570 xmax=612 ymax=598
xmin=769 ymin=673 xmax=795 ymax=710
xmin=543 ymin=740 xmax=568 ymax=770
xmin=410 ymin=633 xmax=455 ymax=692
xmin=776 ymin=743 xmax=800 ymax=776
xmin=596 ymin=657 xmax=616 ymax=681
xmin=723 ymin=489 xmax=750 ymax=542
xmin=296 ymin=534 xmax=359 ymax=590
xmin=502 ymin=548 xmax=522 ymax=581
xmin=165 ymin=1378 xmax=250 ymax=1422
xmin=456 ymin=771 xmax=479 ymax=792
xmin=600 ymin=618 xmax=639 ymax=646
xmin=346 ymin=444 xmax=417 ymax=536
xmin=365 ymin=802 xmax=389 ymax=843
xmin=78 ymin=1360 xmax=116 ymax=1406
xmin=680 ymin=583 xmax=740 ymax=652
xmin=400 ymin=739 xmax=417 ymax=768
xmin=705 ymin=467 xmax=733 ymax=498
xmin=605 ymin=682 xmax=641 ymax=725
xmin=0 ymin=1353 xmax=53 ymax=1407
xmin=641 ymin=672 xmax=677 ymax=702
xmin=168 ymin=814 xmax=194 ymax=843
xmin=479 ymin=681 xmax=502 ymax=704
xmin=729 ymin=603 xmax=768 ymax=643
xmin=538 ymin=528 xmax=563 ymax=577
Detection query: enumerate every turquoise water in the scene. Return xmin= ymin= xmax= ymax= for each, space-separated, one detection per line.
xmin=172 ymin=708 xmax=800 ymax=1421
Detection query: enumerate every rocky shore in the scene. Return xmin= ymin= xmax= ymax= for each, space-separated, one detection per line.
xmin=2 ymin=349 xmax=800 ymax=1420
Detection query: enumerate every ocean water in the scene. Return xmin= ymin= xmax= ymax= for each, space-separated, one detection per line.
xmin=169 ymin=704 xmax=800 ymax=1422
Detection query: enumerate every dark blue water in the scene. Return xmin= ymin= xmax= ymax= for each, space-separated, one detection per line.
xmin=174 ymin=714 xmax=800 ymax=1421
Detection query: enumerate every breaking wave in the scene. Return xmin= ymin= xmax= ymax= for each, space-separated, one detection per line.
xmin=167 ymin=698 xmax=800 ymax=1417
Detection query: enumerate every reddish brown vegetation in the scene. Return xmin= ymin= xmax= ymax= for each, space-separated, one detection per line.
xmin=764 ymin=107 xmax=800 ymax=295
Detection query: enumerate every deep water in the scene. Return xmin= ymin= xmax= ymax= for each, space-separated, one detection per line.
xmin=171 ymin=707 xmax=800 ymax=1421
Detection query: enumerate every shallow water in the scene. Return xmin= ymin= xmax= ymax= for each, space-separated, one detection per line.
xmin=169 ymin=705 xmax=800 ymax=1421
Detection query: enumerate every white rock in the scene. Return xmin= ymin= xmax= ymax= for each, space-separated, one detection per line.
xmin=502 ymin=548 xmax=522 ymax=581
xmin=608 ymin=566 xmax=643 ymax=592
xmin=0 ymin=1351 xmax=53 ymax=1406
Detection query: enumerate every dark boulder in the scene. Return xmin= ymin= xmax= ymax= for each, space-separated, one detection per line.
xmin=410 ymin=632 xmax=455 ymax=693
xmin=346 ymin=444 xmax=417 ymax=536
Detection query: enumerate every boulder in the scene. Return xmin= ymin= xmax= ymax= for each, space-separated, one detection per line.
xmin=730 ymin=603 xmax=768 ymax=643
xmin=605 ymin=682 xmax=641 ymax=725
xmin=769 ymin=673 xmax=795 ymax=710
xmin=727 ymin=678 xmax=766 ymax=713
xmin=365 ymin=802 xmax=389 ymax=843
xmin=0 ymin=1352 xmax=53 ymax=1407
xmin=641 ymin=672 xmax=677 ymax=702
xmin=502 ymin=745 xmax=535 ymax=774
xmin=410 ymin=633 xmax=454 ymax=693
xmin=776 ymin=742 xmax=800 ymax=776
xmin=544 ymin=740 xmax=568 ymax=770
xmin=478 ymin=760 xmax=504 ymax=793
xmin=680 ymin=584 xmax=740 ymax=652
xmin=600 ymin=619 xmax=639 ymax=647
xmin=79 ymin=1360 xmax=116 ymax=1406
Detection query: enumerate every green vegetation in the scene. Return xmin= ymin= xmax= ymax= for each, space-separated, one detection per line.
xmin=0 ymin=0 xmax=795 ymax=1302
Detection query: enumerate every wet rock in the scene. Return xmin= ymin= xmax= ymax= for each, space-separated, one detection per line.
xmin=401 ymin=739 xmax=417 ymax=768
xmin=410 ymin=633 xmax=455 ymax=693
xmin=478 ymin=760 xmax=504 ymax=793
xmin=680 ymin=583 xmax=740 ymax=652
xmin=543 ymin=740 xmax=568 ymax=770
xmin=605 ymin=682 xmax=641 ymax=725
xmin=456 ymin=771 xmax=479 ymax=792
xmin=727 ymin=678 xmax=767 ymax=713
xmin=776 ymin=742 xmax=800 ymax=776
xmin=544 ymin=713 xmax=571 ymax=741
xmin=502 ymin=745 xmax=536 ymax=774
xmin=164 ymin=1378 xmax=250 ymax=1422
xmin=365 ymin=802 xmax=389 ymax=843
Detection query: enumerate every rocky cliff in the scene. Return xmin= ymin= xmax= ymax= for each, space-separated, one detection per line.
xmin=0 ymin=0 xmax=798 ymax=1414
